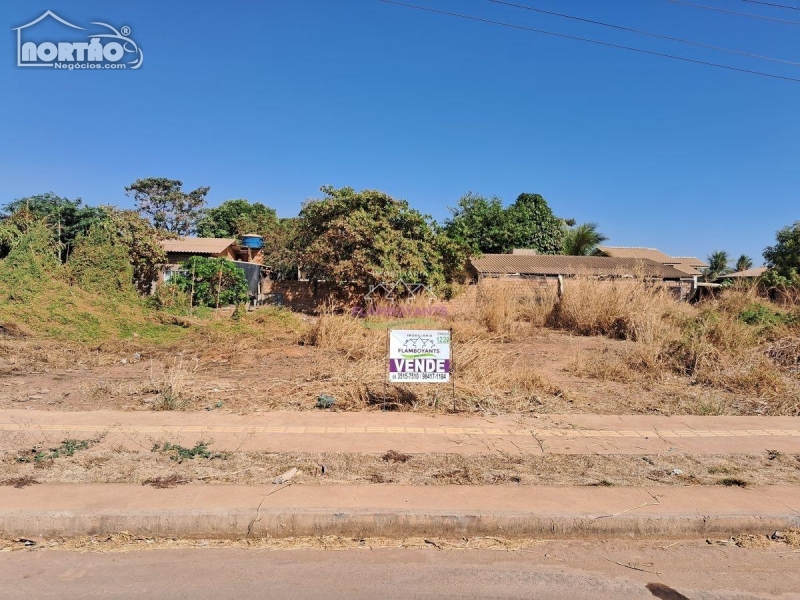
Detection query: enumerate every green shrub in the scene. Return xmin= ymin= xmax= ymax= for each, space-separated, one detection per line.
xmin=67 ymin=224 xmax=134 ymax=294
xmin=171 ymin=256 xmax=249 ymax=307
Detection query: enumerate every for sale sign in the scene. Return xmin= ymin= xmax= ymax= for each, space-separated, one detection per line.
xmin=388 ymin=330 xmax=450 ymax=383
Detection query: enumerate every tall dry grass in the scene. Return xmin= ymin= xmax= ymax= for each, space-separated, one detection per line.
xmin=295 ymin=305 xmax=564 ymax=413
xmin=551 ymin=280 xmax=800 ymax=413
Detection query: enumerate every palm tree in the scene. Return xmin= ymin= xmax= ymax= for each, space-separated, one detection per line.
xmin=735 ymin=254 xmax=753 ymax=273
xmin=562 ymin=222 xmax=608 ymax=256
xmin=704 ymin=250 xmax=730 ymax=281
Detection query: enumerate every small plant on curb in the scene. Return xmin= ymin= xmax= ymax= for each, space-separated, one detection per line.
xmin=151 ymin=440 xmax=224 ymax=463
xmin=15 ymin=436 xmax=104 ymax=464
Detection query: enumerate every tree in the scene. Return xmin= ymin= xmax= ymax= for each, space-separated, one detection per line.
xmin=443 ymin=192 xmax=565 ymax=255
xmin=763 ymin=221 xmax=800 ymax=282
xmin=443 ymin=193 xmax=508 ymax=254
xmin=125 ymin=178 xmax=209 ymax=235
xmin=704 ymin=250 xmax=731 ymax=281
xmin=504 ymin=193 xmax=565 ymax=255
xmin=103 ymin=208 xmax=172 ymax=292
xmin=262 ymin=217 xmax=300 ymax=280
xmin=1 ymin=193 xmax=106 ymax=260
xmin=294 ymin=186 xmax=445 ymax=287
xmin=735 ymin=254 xmax=753 ymax=273
xmin=196 ymin=199 xmax=278 ymax=239
xmin=171 ymin=256 xmax=249 ymax=307
xmin=562 ymin=222 xmax=608 ymax=256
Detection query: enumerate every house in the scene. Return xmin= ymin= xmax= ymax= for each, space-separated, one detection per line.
xmin=160 ymin=237 xmax=238 ymax=264
xmin=595 ymin=246 xmax=708 ymax=276
xmin=719 ymin=266 xmax=768 ymax=280
xmin=468 ymin=255 xmax=689 ymax=280
xmin=467 ymin=254 xmax=694 ymax=299
xmin=157 ymin=236 xmax=266 ymax=300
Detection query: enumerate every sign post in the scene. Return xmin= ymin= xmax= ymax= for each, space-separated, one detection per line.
xmin=388 ymin=330 xmax=451 ymax=383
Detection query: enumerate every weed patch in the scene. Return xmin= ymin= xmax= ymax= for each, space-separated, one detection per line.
xmin=15 ymin=436 xmax=103 ymax=464
xmin=151 ymin=441 xmax=224 ymax=463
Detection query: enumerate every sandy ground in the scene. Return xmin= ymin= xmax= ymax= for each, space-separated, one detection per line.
xmin=0 ymin=331 xmax=787 ymax=416
xmin=2 ymin=539 xmax=799 ymax=599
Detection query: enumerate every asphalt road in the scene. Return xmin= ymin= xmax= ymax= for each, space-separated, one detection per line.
xmin=1 ymin=541 xmax=798 ymax=599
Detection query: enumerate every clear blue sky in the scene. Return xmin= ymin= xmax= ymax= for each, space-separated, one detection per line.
xmin=2 ymin=0 xmax=798 ymax=264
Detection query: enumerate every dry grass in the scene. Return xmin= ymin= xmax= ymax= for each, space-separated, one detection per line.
xmin=2 ymin=447 xmax=799 ymax=487
xmin=548 ymin=282 xmax=800 ymax=414
xmin=0 ymin=534 xmax=549 ymax=553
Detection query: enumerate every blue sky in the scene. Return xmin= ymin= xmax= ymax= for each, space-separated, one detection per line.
xmin=2 ymin=0 xmax=798 ymax=265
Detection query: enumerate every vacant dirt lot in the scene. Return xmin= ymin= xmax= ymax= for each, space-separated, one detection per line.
xmin=0 ymin=328 xmax=793 ymax=417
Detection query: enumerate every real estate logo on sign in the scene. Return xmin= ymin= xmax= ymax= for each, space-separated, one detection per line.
xmin=12 ymin=10 xmax=143 ymax=70
xmin=389 ymin=330 xmax=450 ymax=383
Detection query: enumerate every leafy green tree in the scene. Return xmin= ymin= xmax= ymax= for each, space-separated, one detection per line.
xmin=764 ymin=221 xmax=800 ymax=282
xmin=196 ymin=199 xmax=278 ymax=239
xmin=443 ymin=192 xmax=565 ymax=255
xmin=125 ymin=178 xmax=209 ymax=235
xmin=262 ymin=218 xmax=300 ymax=280
xmin=443 ymin=193 xmax=508 ymax=254
xmin=704 ymin=250 xmax=731 ymax=281
xmin=735 ymin=254 xmax=753 ymax=273
xmin=294 ymin=186 xmax=445 ymax=287
xmin=562 ymin=222 xmax=608 ymax=256
xmin=1 ymin=193 xmax=106 ymax=260
xmin=504 ymin=193 xmax=565 ymax=255
xmin=171 ymin=256 xmax=249 ymax=307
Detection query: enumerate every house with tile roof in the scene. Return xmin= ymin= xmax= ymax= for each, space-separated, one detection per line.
xmin=467 ymin=255 xmax=690 ymax=281
xmin=595 ymin=246 xmax=708 ymax=276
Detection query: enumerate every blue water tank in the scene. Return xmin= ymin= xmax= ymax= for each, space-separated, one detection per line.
xmin=241 ymin=234 xmax=263 ymax=249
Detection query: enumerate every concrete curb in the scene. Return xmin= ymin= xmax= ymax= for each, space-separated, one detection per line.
xmin=4 ymin=510 xmax=799 ymax=541
xmin=2 ymin=484 xmax=799 ymax=540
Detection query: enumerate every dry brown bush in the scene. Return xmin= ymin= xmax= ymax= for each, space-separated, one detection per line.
xmin=472 ymin=281 xmax=556 ymax=338
xmin=548 ymin=277 xmax=681 ymax=343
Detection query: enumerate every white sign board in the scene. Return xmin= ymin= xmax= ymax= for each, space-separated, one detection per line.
xmin=388 ymin=330 xmax=450 ymax=383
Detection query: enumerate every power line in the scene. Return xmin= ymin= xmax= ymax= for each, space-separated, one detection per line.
xmin=490 ymin=0 xmax=800 ymax=66
xmin=667 ymin=0 xmax=800 ymax=24
xmin=742 ymin=0 xmax=800 ymax=11
xmin=379 ymin=0 xmax=800 ymax=83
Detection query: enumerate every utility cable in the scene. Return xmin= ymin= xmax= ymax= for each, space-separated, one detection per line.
xmin=742 ymin=0 xmax=800 ymax=11
xmin=379 ymin=0 xmax=800 ymax=83
xmin=490 ymin=0 xmax=800 ymax=66
xmin=667 ymin=0 xmax=800 ymax=24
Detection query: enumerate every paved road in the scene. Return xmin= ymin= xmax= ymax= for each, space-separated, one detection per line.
xmin=1 ymin=542 xmax=797 ymax=599
xmin=1 ymin=410 xmax=799 ymax=455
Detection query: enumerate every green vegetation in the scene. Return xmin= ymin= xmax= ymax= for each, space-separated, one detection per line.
xmin=151 ymin=440 xmax=224 ymax=462
xmin=125 ymin=177 xmax=210 ymax=235
xmin=1 ymin=192 xmax=106 ymax=261
xmin=736 ymin=254 xmax=753 ymax=273
xmin=16 ymin=437 xmax=102 ymax=463
xmin=196 ymin=198 xmax=278 ymax=239
xmin=295 ymin=186 xmax=452 ymax=288
xmin=171 ymin=256 xmax=249 ymax=307
xmin=764 ymin=221 xmax=800 ymax=286
xmin=562 ymin=222 xmax=608 ymax=256
xmin=443 ymin=191 xmax=565 ymax=255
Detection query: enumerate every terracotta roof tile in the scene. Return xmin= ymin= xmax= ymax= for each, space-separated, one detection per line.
xmin=160 ymin=237 xmax=236 ymax=255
